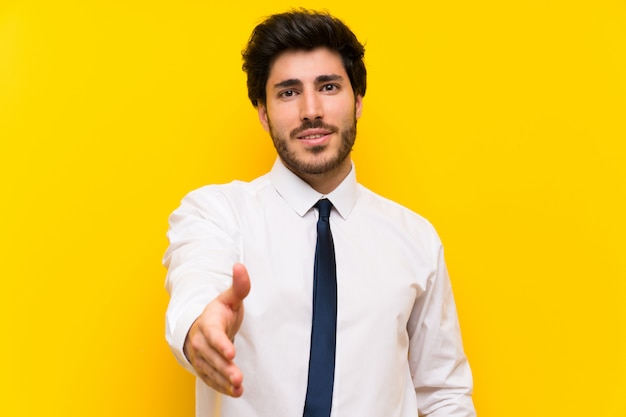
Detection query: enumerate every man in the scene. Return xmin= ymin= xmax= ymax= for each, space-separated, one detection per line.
xmin=164 ymin=9 xmax=476 ymax=417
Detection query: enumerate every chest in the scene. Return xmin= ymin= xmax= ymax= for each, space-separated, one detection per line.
xmin=238 ymin=202 xmax=432 ymax=330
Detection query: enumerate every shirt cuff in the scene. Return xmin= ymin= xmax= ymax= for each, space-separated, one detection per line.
xmin=166 ymin=302 xmax=209 ymax=376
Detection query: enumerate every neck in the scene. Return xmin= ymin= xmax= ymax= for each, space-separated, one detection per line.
xmin=286 ymin=159 xmax=352 ymax=195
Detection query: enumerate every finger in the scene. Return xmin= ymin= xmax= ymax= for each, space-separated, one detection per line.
xmin=187 ymin=316 xmax=235 ymax=364
xmin=217 ymin=263 xmax=251 ymax=309
xmin=194 ymin=354 xmax=244 ymax=397
xmin=205 ymin=323 xmax=237 ymax=361
xmin=188 ymin=331 xmax=244 ymax=393
xmin=232 ymin=263 xmax=251 ymax=302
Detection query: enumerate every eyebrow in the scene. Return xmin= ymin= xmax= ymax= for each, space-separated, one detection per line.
xmin=272 ymin=74 xmax=345 ymax=90
xmin=316 ymin=74 xmax=343 ymax=84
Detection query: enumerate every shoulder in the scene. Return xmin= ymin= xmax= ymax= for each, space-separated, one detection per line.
xmin=170 ymin=174 xmax=273 ymax=226
xmin=181 ymin=174 xmax=271 ymax=208
xmin=356 ymin=184 xmax=442 ymax=247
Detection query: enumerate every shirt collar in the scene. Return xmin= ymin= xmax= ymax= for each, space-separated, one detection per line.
xmin=269 ymin=158 xmax=357 ymax=220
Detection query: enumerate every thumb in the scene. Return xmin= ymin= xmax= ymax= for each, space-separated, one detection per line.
xmin=220 ymin=263 xmax=251 ymax=309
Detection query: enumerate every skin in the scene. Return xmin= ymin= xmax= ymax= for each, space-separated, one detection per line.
xmin=183 ymin=47 xmax=364 ymax=397
xmin=259 ymin=47 xmax=363 ymax=194
xmin=184 ymin=263 xmax=250 ymax=396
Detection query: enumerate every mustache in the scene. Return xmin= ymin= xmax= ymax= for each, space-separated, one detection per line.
xmin=290 ymin=120 xmax=337 ymax=139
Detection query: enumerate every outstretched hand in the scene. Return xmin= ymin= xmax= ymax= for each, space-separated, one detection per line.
xmin=183 ymin=263 xmax=251 ymax=397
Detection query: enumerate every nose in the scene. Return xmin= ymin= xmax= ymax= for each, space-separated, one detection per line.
xmin=300 ymin=90 xmax=324 ymax=121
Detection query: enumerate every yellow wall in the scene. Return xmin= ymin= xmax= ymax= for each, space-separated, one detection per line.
xmin=2 ymin=1 xmax=625 ymax=416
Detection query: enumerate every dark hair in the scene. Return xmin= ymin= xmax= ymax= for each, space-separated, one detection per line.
xmin=242 ymin=9 xmax=366 ymax=107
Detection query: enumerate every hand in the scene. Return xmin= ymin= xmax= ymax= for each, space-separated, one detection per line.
xmin=183 ymin=263 xmax=251 ymax=397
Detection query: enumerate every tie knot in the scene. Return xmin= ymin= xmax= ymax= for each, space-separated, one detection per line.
xmin=315 ymin=198 xmax=333 ymax=220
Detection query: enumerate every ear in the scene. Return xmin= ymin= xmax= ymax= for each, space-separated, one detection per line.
xmin=257 ymin=104 xmax=270 ymax=132
xmin=355 ymin=94 xmax=363 ymax=119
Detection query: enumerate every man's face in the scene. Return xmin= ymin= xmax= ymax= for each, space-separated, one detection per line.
xmin=258 ymin=47 xmax=363 ymax=178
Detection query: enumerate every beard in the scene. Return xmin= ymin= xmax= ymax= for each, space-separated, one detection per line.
xmin=268 ymin=116 xmax=357 ymax=176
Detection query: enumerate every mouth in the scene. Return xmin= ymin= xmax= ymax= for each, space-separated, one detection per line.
xmin=295 ymin=128 xmax=334 ymax=146
xmin=299 ymin=133 xmax=327 ymax=140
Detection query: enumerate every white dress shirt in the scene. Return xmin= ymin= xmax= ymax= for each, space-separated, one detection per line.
xmin=164 ymin=159 xmax=475 ymax=417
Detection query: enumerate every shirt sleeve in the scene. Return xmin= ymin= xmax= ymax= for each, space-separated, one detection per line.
xmin=407 ymin=231 xmax=476 ymax=417
xmin=162 ymin=187 xmax=241 ymax=374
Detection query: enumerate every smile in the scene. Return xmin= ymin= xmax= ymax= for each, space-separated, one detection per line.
xmin=300 ymin=134 xmax=327 ymax=140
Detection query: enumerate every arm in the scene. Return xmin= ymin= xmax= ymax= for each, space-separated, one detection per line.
xmin=407 ymin=238 xmax=476 ymax=417
xmin=184 ymin=263 xmax=250 ymax=396
xmin=163 ymin=188 xmax=249 ymax=396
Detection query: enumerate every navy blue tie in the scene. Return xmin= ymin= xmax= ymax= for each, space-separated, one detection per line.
xmin=303 ymin=199 xmax=337 ymax=417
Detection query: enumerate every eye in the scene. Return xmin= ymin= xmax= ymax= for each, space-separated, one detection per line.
xmin=321 ymin=84 xmax=340 ymax=93
xmin=279 ymin=89 xmax=298 ymax=98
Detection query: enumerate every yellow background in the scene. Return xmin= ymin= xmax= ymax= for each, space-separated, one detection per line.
xmin=1 ymin=0 xmax=625 ymax=416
